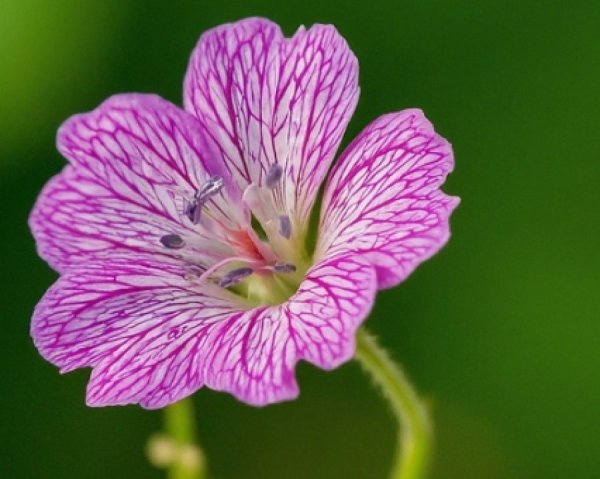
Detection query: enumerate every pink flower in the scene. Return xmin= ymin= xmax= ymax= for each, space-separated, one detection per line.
xmin=30 ymin=18 xmax=459 ymax=408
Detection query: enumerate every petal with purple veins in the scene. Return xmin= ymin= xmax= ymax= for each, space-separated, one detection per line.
xmin=318 ymin=109 xmax=460 ymax=289
xmin=184 ymin=18 xmax=359 ymax=227
xmin=31 ymin=253 xmax=375 ymax=408
xmin=30 ymin=94 xmax=241 ymax=272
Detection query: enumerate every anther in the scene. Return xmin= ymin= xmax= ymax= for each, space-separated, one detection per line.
xmin=185 ymin=202 xmax=203 ymax=224
xmin=198 ymin=176 xmax=224 ymax=198
xmin=278 ymin=215 xmax=292 ymax=239
xmin=185 ymin=176 xmax=224 ymax=224
xmin=218 ymin=267 xmax=253 ymax=288
xmin=265 ymin=164 xmax=283 ymax=189
xmin=160 ymin=234 xmax=185 ymax=249
xmin=273 ymin=263 xmax=296 ymax=273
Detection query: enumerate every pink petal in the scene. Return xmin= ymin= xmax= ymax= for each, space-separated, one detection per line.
xmin=30 ymin=94 xmax=239 ymax=272
xmin=184 ymin=17 xmax=359 ymax=226
xmin=318 ymin=110 xmax=460 ymax=289
xmin=32 ymin=253 xmax=375 ymax=408
xmin=201 ymin=253 xmax=375 ymax=406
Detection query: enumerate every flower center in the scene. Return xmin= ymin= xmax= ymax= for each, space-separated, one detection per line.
xmin=158 ymin=164 xmax=308 ymax=305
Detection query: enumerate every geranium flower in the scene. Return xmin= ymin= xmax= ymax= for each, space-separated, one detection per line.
xmin=30 ymin=18 xmax=458 ymax=408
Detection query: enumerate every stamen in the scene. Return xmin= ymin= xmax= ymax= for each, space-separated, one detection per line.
xmin=185 ymin=176 xmax=224 ymax=224
xmin=265 ymin=164 xmax=283 ymax=189
xmin=273 ymin=263 xmax=296 ymax=273
xmin=184 ymin=265 xmax=204 ymax=281
xmin=219 ymin=267 xmax=253 ymax=288
xmin=278 ymin=215 xmax=292 ymax=239
xmin=189 ymin=256 xmax=258 ymax=285
xmin=160 ymin=234 xmax=185 ymax=249
xmin=197 ymin=176 xmax=224 ymax=199
xmin=185 ymin=202 xmax=203 ymax=224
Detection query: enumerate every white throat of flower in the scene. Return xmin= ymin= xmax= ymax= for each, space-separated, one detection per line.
xmin=158 ymin=164 xmax=309 ymax=305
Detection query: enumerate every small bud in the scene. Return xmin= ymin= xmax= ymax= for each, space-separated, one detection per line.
xmin=146 ymin=434 xmax=177 ymax=467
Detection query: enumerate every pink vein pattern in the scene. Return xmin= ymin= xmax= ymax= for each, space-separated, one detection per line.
xmin=32 ymin=253 xmax=374 ymax=408
xmin=30 ymin=94 xmax=242 ymax=273
xmin=319 ymin=110 xmax=459 ymax=289
xmin=184 ymin=18 xmax=359 ymax=228
xmin=30 ymin=18 xmax=458 ymax=408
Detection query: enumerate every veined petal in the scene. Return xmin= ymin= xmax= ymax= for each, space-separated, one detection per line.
xmin=30 ymin=94 xmax=240 ymax=272
xmin=32 ymin=253 xmax=375 ymax=408
xmin=184 ymin=17 xmax=359 ymax=227
xmin=280 ymin=252 xmax=376 ymax=370
xmin=318 ymin=110 xmax=459 ymax=289
xmin=201 ymin=253 xmax=375 ymax=406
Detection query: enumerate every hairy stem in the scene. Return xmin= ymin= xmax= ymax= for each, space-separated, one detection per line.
xmin=355 ymin=328 xmax=433 ymax=479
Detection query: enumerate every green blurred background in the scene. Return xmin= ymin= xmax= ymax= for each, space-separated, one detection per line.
xmin=1 ymin=0 xmax=599 ymax=478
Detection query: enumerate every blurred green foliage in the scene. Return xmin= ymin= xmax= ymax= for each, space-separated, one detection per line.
xmin=1 ymin=1 xmax=598 ymax=478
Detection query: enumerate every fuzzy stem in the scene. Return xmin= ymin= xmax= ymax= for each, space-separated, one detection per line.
xmin=355 ymin=328 xmax=433 ymax=479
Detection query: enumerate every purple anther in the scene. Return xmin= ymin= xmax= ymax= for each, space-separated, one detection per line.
xmin=218 ymin=267 xmax=253 ymax=288
xmin=197 ymin=176 xmax=224 ymax=199
xmin=278 ymin=215 xmax=292 ymax=239
xmin=159 ymin=234 xmax=185 ymax=249
xmin=273 ymin=263 xmax=296 ymax=273
xmin=185 ymin=202 xmax=203 ymax=224
xmin=185 ymin=176 xmax=224 ymax=224
xmin=265 ymin=164 xmax=283 ymax=189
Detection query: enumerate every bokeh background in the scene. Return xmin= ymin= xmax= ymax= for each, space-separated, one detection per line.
xmin=1 ymin=0 xmax=599 ymax=478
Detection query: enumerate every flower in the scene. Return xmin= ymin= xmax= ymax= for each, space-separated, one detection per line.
xmin=30 ymin=17 xmax=459 ymax=408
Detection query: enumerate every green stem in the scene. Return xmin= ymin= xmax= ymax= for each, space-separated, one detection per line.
xmin=164 ymin=398 xmax=205 ymax=479
xmin=355 ymin=328 xmax=433 ymax=479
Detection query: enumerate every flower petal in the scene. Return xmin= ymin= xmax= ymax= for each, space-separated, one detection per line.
xmin=200 ymin=253 xmax=375 ymax=406
xmin=184 ymin=17 xmax=359 ymax=225
xmin=318 ymin=110 xmax=459 ymax=289
xmin=30 ymin=94 xmax=240 ymax=272
xmin=32 ymin=254 xmax=375 ymax=408
xmin=280 ymin=252 xmax=376 ymax=371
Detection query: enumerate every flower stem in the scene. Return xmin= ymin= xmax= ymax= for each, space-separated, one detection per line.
xmin=355 ymin=328 xmax=432 ymax=479
xmin=162 ymin=398 xmax=205 ymax=479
